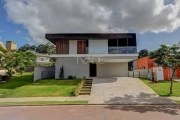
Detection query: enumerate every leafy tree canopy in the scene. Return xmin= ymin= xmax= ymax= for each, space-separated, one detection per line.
xmin=138 ymin=49 xmax=149 ymax=58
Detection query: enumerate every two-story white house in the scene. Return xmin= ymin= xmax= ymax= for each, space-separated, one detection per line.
xmin=45 ymin=33 xmax=138 ymax=79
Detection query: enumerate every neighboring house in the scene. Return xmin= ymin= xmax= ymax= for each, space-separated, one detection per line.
xmin=136 ymin=56 xmax=154 ymax=70
xmin=43 ymin=33 xmax=138 ymax=79
xmin=35 ymin=53 xmax=52 ymax=66
xmin=135 ymin=56 xmax=180 ymax=80
xmin=6 ymin=41 xmax=17 ymax=51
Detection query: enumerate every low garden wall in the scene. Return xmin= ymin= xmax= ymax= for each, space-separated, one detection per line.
xmin=34 ymin=66 xmax=55 ymax=81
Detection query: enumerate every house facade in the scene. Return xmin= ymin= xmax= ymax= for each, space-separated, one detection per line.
xmin=45 ymin=33 xmax=138 ymax=79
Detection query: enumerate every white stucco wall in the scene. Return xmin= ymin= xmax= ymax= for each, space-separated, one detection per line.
xmin=34 ymin=66 xmax=55 ymax=81
xmin=36 ymin=56 xmax=50 ymax=62
xmin=89 ymin=40 xmax=108 ymax=54
xmin=55 ymin=58 xmax=89 ymax=79
xmin=69 ymin=40 xmax=77 ymax=54
xmin=97 ymin=62 xmax=128 ymax=77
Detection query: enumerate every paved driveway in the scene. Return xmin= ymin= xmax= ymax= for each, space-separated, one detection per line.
xmin=89 ymin=77 xmax=175 ymax=104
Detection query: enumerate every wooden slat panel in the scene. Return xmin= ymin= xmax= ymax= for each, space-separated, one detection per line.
xmin=56 ymin=40 xmax=69 ymax=54
xmin=77 ymin=40 xmax=86 ymax=54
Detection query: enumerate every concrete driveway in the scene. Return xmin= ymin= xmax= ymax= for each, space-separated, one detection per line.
xmin=89 ymin=77 xmax=175 ymax=104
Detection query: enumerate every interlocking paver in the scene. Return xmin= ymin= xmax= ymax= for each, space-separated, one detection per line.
xmin=89 ymin=77 xmax=176 ymax=104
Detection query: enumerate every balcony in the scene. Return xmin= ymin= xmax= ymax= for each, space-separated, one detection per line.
xmin=108 ymin=46 xmax=137 ymax=54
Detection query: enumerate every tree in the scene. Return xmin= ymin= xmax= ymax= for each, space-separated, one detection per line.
xmin=36 ymin=42 xmax=55 ymax=54
xmin=18 ymin=44 xmax=37 ymax=52
xmin=138 ymin=49 xmax=149 ymax=58
xmin=5 ymin=51 xmax=35 ymax=76
xmin=149 ymin=44 xmax=180 ymax=94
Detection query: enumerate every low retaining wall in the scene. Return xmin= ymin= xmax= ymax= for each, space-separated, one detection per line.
xmin=128 ymin=69 xmax=150 ymax=78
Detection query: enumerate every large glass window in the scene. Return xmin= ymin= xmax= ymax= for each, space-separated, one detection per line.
xmin=108 ymin=38 xmax=137 ymax=54
xmin=108 ymin=39 xmax=117 ymax=54
xmin=118 ymin=38 xmax=127 ymax=46
xmin=128 ymin=38 xmax=136 ymax=46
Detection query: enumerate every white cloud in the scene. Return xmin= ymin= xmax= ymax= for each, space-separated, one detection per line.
xmin=4 ymin=0 xmax=180 ymax=44
xmin=24 ymin=37 xmax=31 ymax=42
xmin=0 ymin=36 xmax=2 ymax=40
xmin=15 ymin=30 xmax=21 ymax=34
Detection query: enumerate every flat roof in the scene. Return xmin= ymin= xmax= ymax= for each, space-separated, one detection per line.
xmin=45 ymin=33 xmax=136 ymax=44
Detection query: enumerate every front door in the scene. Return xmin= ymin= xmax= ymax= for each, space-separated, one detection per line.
xmin=90 ymin=63 xmax=97 ymax=77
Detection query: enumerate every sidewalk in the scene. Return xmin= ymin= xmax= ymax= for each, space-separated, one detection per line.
xmin=0 ymin=96 xmax=90 ymax=102
xmin=0 ymin=96 xmax=179 ymax=104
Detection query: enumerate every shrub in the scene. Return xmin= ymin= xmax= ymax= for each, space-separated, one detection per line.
xmin=68 ymin=75 xmax=74 ymax=79
xmin=74 ymin=79 xmax=85 ymax=96
xmin=59 ymin=66 xmax=65 ymax=79
xmin=73 ymin=76 xmax=76 ymax=79
xmin=83 ymin=76 xmax=86 ymax=80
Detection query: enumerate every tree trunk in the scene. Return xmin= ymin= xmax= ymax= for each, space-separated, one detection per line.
xmin=170 ymin=70 xmax=175 ymax=94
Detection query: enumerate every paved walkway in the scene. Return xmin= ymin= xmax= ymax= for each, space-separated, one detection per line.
xmin=89 ymin=77 xmax=176 ymax=104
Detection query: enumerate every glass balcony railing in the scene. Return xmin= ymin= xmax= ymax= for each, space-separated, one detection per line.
xmin=85 ymin=46 xmax=137 ymax=54
xmin=108 ymin=46 xmax=137 ymax=54
xmin=86 ymin=47 xmax=88 ymax=54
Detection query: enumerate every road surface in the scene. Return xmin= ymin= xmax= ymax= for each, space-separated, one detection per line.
xmin=0 ymin=105 xmax=180 ymax=120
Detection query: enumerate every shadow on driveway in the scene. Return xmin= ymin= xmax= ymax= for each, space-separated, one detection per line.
xmin=103 ymin=92 xmax=176 ymax=105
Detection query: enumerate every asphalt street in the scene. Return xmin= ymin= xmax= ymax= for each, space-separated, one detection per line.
xmin=0 ymin=105 xmax=180 ymax=120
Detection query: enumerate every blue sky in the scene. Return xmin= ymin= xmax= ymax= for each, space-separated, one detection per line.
xmin=0 ymin=0 xmax=180 ymax=51
xmin=0 ymin=1 xmax=31 ymax=48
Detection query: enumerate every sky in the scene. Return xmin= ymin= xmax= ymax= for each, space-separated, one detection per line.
xmin=0 ymin=0 xmax=180 ymax=51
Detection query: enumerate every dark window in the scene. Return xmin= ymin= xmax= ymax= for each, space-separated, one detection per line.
xmin=108 ymin=39 xmax=117 ymax=46
xmin=86 ymin=40 xmax=88 ymax=47
xmin=128 ymin=38 xmax=136 ymax=46
xmin=118 ymin=38 xmax=127 ymax=46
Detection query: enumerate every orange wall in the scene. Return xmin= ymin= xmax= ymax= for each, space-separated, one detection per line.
xmin=176 ymin=69 xmax=180 ymax=78
xmin=148 ymin=59 xmax=154 ymax=68
xmin=163 ymin=68 xmax=170 ymax=80
xmin=136 ymin=56 xmax=154 ymax=69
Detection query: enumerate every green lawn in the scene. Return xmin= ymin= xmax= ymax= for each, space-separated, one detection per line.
xmin=0 ymin=101 xmax=88 ymax=106
xmin=0 ymin=72 xmax=82 ymax=98
xmin=140 ymin=78 xmax=180 ymax=97
xmin=174 ymin=100 xmax=180 ymax=104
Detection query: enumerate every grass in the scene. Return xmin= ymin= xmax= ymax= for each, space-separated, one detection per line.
xmin=174 ymin=100 xmax=180 ymax=104
xmin=140 ymin=78 xmax=180 ymax=97
xmin=0 ymin=72 xmax=82 ymax=98
xmin=0 ymin=101 xmax=88 ymax=106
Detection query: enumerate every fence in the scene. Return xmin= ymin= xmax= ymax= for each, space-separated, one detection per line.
xmin=128 ymin=69 xmax=150 ymax=78
xmin=41 ymin=71 xmax=55 ymax=79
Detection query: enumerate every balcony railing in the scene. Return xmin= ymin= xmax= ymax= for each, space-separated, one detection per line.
xmin=108 ymin=46 xmax=137 ymax=54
